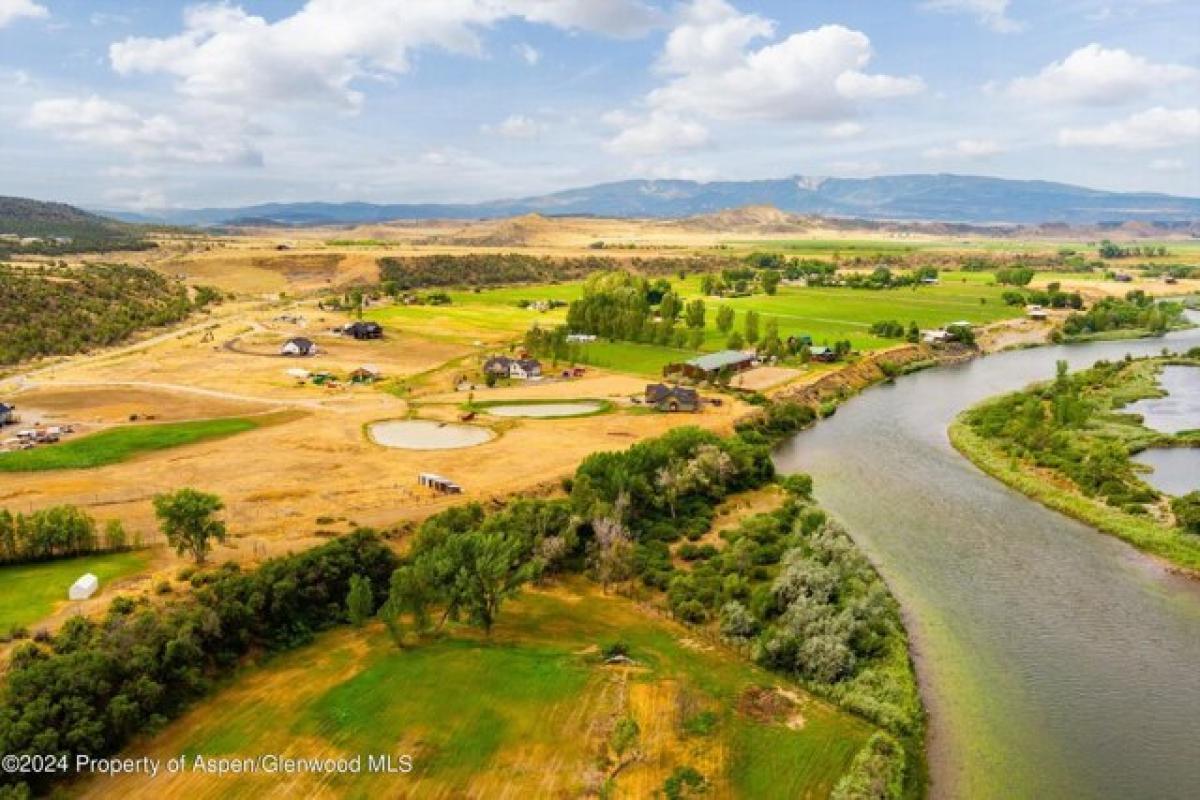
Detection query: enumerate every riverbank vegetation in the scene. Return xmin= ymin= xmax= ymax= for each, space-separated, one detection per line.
xmin=1058 ymin=292 xmax=1189 ymax=342
xmin=952 ymin=354 xmax=1200 ymax=572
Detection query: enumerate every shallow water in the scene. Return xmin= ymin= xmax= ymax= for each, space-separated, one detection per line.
xmin=368 ymin=420 xmax=494 ymax=450
xmin=1124 ymin=365 xmax=1200 ymax=434
xmin=774 ymin=313 xmax=1200 ymax=800
xmin=484 ymin=402 xmax=603 ymax=418
xmin=1133 ymin=448 xmax=1200 ymax=496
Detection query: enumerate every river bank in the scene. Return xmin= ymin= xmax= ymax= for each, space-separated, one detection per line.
xmin=772 ymin=317 xmax=1200 ymax=800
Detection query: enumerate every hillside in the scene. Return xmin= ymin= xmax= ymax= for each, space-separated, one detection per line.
xmin=0 ymin=196 xmax=153 ymax=253
xmin=103 ymin=173 xmax=1200 ymax=227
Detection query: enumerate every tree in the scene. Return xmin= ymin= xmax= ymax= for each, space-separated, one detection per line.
xmin=761 ymin=269 xmax=781 ymax=295
xmin=1172 ymin=492 xmax=1200 ymax=535
xmin=152 ymin=488 xmax=227 ymax=564
xmin=347 ymin=574 xmax=374 ymax=626
xmin=727 ymin=331 xmax=745 ymax=350
xmin=743 ymin=310 xmax=760 ymax=344
xmin=684 ymin=298 xmax=706 ymax=329
xmin=450 ymin=530 xmax=542 ymax=634
xmin=588 ymin=497 xmax=635 ymax=593
xmin=716 ymin=305 xmax=735 ymax=333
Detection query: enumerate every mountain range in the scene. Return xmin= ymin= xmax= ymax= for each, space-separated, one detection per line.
xmin=85 ymin=173 xmax=1200 ymax=227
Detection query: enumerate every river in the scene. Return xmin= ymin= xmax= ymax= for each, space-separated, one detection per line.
xmin=773 ymin=312 xmax=1200 ymax=800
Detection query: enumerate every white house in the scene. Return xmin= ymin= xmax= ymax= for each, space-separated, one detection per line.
xmin=69 ymin=573 xmax=99 ymax=601
xmin=280 ymin=337 xmax=318 ymax=356
xmin=509 ymin=358 xmax=543 ymax=380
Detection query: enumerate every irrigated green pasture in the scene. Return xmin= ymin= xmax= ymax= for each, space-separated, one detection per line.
xmin=0 ymin=550 xmax=150 ymax=632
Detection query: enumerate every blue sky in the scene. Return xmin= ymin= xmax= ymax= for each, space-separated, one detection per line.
xmin=1 ymin=0 xmax=1197 ymax=210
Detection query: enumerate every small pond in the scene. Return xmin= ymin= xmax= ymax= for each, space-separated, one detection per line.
xmin=369 ymin=420 xmax=494 ymax=450
xmin=484 ymin=401 xmax=604 ymax=418
xmin=1133 ymin=447 xmax=1200 ymax=496
xmin=1124 ymin=365 xmax=1200 ymax=434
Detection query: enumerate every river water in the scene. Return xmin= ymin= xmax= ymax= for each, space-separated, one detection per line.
xmin=773 ymin=312 xmax=1200 ymax=800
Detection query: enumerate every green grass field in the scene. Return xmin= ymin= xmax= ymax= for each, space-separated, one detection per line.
xmin=91 ymin=585 xmax=871 ymax=798
xmin=0 ymin=416 xmax=277 ymax=472
xmin=368 ymin=274 xmax=1023 ymax=377
xmin=0 ymin=550 xmax=150 ymax=632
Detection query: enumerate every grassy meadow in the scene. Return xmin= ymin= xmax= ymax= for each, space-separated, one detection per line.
xmin=368 ymin=270 xmax=1023 ymax=377
xmin=0 ymin=550 xmax=150 ymax=632
xmin=0 ymin=414 xmax=287 ymax=472
xmin=79 ymin=585 xmax=872 ymax=799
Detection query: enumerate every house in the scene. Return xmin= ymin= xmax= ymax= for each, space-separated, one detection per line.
xmin=483 ymin=356 xmax=542 ymax=380
xmin=566 ymin=333 xmax=597 ymax=343
xmin=645 ymin=384 xmax=700 ymax=412
xmin=509 ymin=358 xmax=542 ymax=380
xmin=280 ymin=337 xmax=318 ymax=356
xmin=0 ymin=403 xmax=13 ymax=426
xmin=666 ymin=350 xmax=757 ymax=381
xmin=923 ymin=330 xmax=954 ymax=346
xmin=1027 ymin=305 xmax=1048 ymax=320
xmin=808 ymin=346 xmax=837 ymax=363
xmin=343 ymin=321 xmax=383 ymax=340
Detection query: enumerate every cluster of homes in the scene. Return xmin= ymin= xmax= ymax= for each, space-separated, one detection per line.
xmin=483 ymin=355 xmax=543 ymax=380
xmin=2 ymin=423 xmax=75 ymax=452
xmin=280 ymin=321 xmax=384 ymax=357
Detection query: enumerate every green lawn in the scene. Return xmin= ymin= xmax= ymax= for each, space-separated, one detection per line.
xmin=0 ymin=550 xmax=150 ymax=631
xmin=0 ymin=416 xmax=273 ymax=472
xmin=112 ymin=586 xmax=871 ymax=799
xmin=367 ymin=274 xmax=1023 ymax=377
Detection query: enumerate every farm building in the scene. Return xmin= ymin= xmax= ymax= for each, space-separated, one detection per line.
xmin=808 ymin=346 xmax=837 ymax=363
xmin=419 ymin=472 xmax=462 ymax=494
xmin=0 ymin=403 xmax=13 ymax=426
xmin=923 ymin=330 xmax=954 ymax=345
xmin=566 ymin=333 xmax=597 ymax=343
xmin=343 ymin=321 xmax=383 ymax=340
xmin=665 ymin=350 xmax=757 ymax=381
xmin=483 ymin=356 xmax=542 ymax=380
xmin=645 ymin=384 xmax=700 ymax=412
xmin=1027 ymin=305 xmax=1048 ymax=320
xmin=280 ymin=337 xmax=318 ymax=356
xmin=69 ymin=573 xmax=99 ymax=600
xmin=350 ymin=365 xmax=382 ymax=384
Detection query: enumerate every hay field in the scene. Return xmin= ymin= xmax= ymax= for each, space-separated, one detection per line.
xmin=74 ymin=584 xmax=870 ymax=800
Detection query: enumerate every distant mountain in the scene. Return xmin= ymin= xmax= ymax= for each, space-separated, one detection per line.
xmin=101 ymin=174 xmax=1200 ymax=227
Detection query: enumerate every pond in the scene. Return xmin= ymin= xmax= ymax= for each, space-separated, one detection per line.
xmin=1124 ymin=365 xmax=1200 ymax=434
xmin=1133 ymin=447 xmax=1200 ymax=496
xmin=368 ymin=420 xmax=494 ymax=450
xmin=484 ymin=401 xmax=604 ymax=418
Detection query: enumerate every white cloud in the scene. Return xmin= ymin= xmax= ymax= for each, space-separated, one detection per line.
xmin=110 ymin=0 xmax=662 ymax=112
xmin=1149 ymin=158 xmax=1184 ymax=172
xmin=26 ymin=95 xmax=262 ymax=166
xmin=605 ymin=110 xmax=711 ymax=156
xmin=827 ymin=122 xmax=865 ymax=139
xmin=1005 ymin=44 xmax=1198 ymax=106
xmin=923 ymin=138 xmax=1005 ymax=159
xmin=921 ymin=0 xmax=1022 ymax=33
xmin=606 ymin=1 xmax=922 ymax=155
xmin=483 ymin=113 xmax=544 ymax=138
xmin=0 ymin=0 xmax=47 ymax=28
xmin=1058 ymin=107 xmax=1200 ymax=149
xmin=514 ymin=42 xmax=541 ymax=65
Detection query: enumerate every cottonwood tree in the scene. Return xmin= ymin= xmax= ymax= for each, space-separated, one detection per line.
xmin=346 ymin=574 xmax=374 ymax=626
xmin=716 ymin=305 xmax=735 ymax=333
xmin=152 ymin=488 xmax=226 ymax=564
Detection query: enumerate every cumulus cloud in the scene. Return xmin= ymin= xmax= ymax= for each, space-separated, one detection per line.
xmin=605 ymin=110 xmax=711 ymax=156
xmin=26 ymin=95 xmax=262 ymax=166
xmin=826 ymin=122 xmax=865 ymax=139
xmin=608 ymin=1 xmax=921 ymax=154
xmin=109 ymin=0 xmax=662 ymax=111
xmin=483 ymin=113 xmax=544 ymax=138
xmin=1058 ymin=107 xmax=1200 ymax=149
xmin=1004 ymin=44 xmax=1198 ymax=106
xmin=921 ymin=0 xmax=1022 ymax=33
xmin=514 ymin=42 xmax=541 ymax=65
xmin=0 ymin=0 xmax=47 ymax=28
xmin=923 ymin=138 xmax=1005 ymax=159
